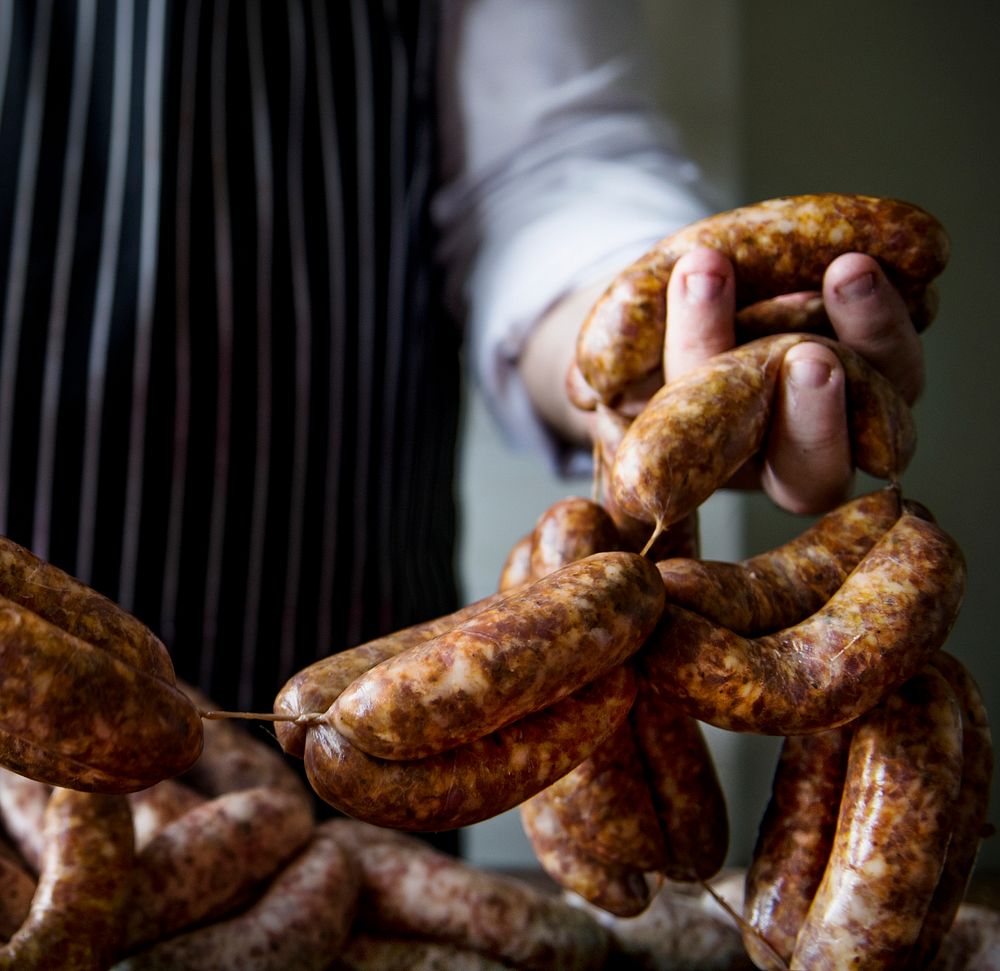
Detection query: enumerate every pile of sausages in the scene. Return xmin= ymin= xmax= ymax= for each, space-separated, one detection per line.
xmin=0 ymin=686 xmax=621 ymax=970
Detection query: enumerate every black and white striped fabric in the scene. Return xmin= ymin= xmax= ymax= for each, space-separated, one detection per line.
xmin=0 ymin=0 xmax=461 ymax=714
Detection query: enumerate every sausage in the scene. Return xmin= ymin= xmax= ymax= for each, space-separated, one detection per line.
xmin=520 ymin=788 xmax=654 ymax=919
xmin=609 ymin=333 xmax=916 ymax=538
xmin=122 ymin=785 xmax=316 ymax=952
xmin=630 ymin=679 xmax=729 ymax=882
xmin=575 ymin=193 xmax=949 ymax=404
xmin=324 ymin=817 xmax=612 ymax=970
xmin=0 ymin=850 xmax=34 ymax=942
xmin=273 ymin=587 xmax=518 ymax=758
xmin=331 ymin=552 xmax=664 ymax=761
xmin=304 ymin=664 xmax=637 ymax=831
xmin=544 ymin=719 xmax=668 ymax=872
xmin=655 ymin=488 xmax=912 ymax=635
xmin=742 ymin=726 xmax=853 ymax=969
xmin=929 ymin=903 xmax=1000 ymax=971
xmin=641 ymin=511 xmax=965 ymax=735
xmin=590 ymin=405 xmax=702 ymax=561
xmin=0 ymin=598 xmax=203 ymax=793
xmin=790 ymin=667 xmax=964 ymax=968
xmin=499 ymin=532 xmax=535 ymax=592
xmin=527 ymin=496 xmax=622 ymax=579
xmin=0 ymin=788 xmax=134 ymax=971
xmin=0 ymin=770 xmax=49 ymax=873
xmin=910 ymin=652 xmax=995 ymax=966
xmin=114 ymin=827 xmax=359 ymax=971
xmin=126 ymin=778 xmax=206 ymax=851
xmin=334 ymin=934 xmax=516 ymax=971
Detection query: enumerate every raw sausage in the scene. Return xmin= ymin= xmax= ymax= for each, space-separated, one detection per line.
xmin=527 ymin=496 xmax=622 ymax=579
xmin=742 ymin=726 xmax=852 ymax=969
xmin=575 ymin=193 xmax=948 ymax=404
xmin=0 ymin=598 xmax=203 ymax=793
xmin=790 ymin=668 xmax=963 ymax=968
xmin=0 ymin=849 xmax=34 ymax=942
xmin=304 ymin=665 xmax=637 ymax=831
xmin=630 ymin=679 xmax=729 ymax=882
xmin=521 ymin=789 xmax=653 ymax=919
xmin=114 ymin=827 xmax=359 ymax=971
xmin=0 ymin=788 xmax=134 ymax=971
xmin=122 ymin=785 xmax=316 ymax=952
xmin=273 ymin=587 xmax=517 ymax=758
xmin=641 ymin=511 xmax=965 ymax=735
xmin=655 ymin=488 xmax=912 ymax=635
xmin=910 ymin=652 xmax=995 ymax=966
xmin=545 ymin=719 xmax=668 ymax=872
xmin=325 ymin=817 xmax=612 ymax=970
xmin=334 ymin=935 xmax=515 ymax=971
xmin=126 ymin=779 xmax=205 ymax=851
xmin=331 ymin=552 xmax=663 ymax=761
xmin=610 ymin=333 xmax=915 ymax=538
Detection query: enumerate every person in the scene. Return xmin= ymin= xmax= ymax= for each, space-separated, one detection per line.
xmin=0 ymin=1 xmax=921 ymax=735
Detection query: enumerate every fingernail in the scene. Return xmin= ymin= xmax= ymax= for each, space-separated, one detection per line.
xmin=789 ymin=356 xmax=835 ymax=389
xmin=834 ymin=271 xmax=877 ymax=302
xmin=683 ymin=271 xmax=725 ymax=302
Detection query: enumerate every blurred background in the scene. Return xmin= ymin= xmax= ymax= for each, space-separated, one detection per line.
xmin=456 ymin=0 xmax=1000 ymax=879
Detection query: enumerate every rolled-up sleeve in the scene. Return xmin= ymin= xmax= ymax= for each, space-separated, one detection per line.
xmin=434 ymin=0 xmax=713 ymax=472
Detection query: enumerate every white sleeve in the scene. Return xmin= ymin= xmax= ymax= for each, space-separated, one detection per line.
xmin=434 ymin=0 xmax=714 ymax=473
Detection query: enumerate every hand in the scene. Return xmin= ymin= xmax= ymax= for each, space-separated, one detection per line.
xmin=664 ymin=247 xmax=925 ymax=514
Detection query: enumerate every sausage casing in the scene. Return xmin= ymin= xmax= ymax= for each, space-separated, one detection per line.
xmin=642 ymin=512 xmax=965 ymax=735
xmin=790 ymin=668 xmax=963 ymax=969
xmin=331 ymin=552 xmax=663 ymax=761
xmin=304 ymin=665 xmax=637 ymax=831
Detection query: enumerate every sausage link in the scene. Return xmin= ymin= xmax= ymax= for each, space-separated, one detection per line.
xmin=499 ymin=532 xmax=535 ymax=592
xmin=610 ymin=333 xmax=915 ymax=537
xmin=528 ymin=496 xmax=622 ymax=579
xmin=791 ymin=668 xmax=963 ymax=969
xmin=0 ymin=788 xmax=134 ymax=971
xmin=326 ymin=817 xmax=612 ymax=970
xmin=742 ymin=726 xmax=853 ymax=969
xmin=576 ymin=193 xmax=948 ymax=404
xmin=122 ymin=785 xmax=316 ymax=952
xmin=641 ymin=512 xmax=965 ymax=735
xmin=910 ymin=652 xmax=995 ymax=966
xmin=630 ymin=679 xmax=729 ymax=882
xmin=520 ymin=790 xmax=653 ymax=919
xmin=331 ymin=552 xmax=663 ymax=761
xmin=545 ymin=719 xmax=667 ymax=872
xmin=0 ymin=770 xmax=49 ymax=872
xmin=114 ymin=827 xmax=359 ymax=971
xmin=126 ymin=778 xmax=205 ymax=851
xmin=0 ymin=599 xmax=203 ymax=793
xmin=656 ymin=488 xmax=910 ymax=635
xmin=304 ymin=665 xmax=637 ymax=831
xmin=273 ymin=588 xmax=517 ymax=758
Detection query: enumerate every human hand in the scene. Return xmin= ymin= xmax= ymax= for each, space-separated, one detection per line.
xmin=662 ymin=246 xmax=925 ymax=514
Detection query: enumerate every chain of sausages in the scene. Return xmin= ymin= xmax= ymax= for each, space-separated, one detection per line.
xmin=0 ymin=192 xmax=990 ymax=967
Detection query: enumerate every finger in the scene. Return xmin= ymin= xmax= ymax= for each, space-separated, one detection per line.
xmin=823 ymin=253 xmax=925 ymax=404
xmin=760 ymin=342 xmax=854 ymax=515
xmin=664 ymin=248 xmax=736 ymax=382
